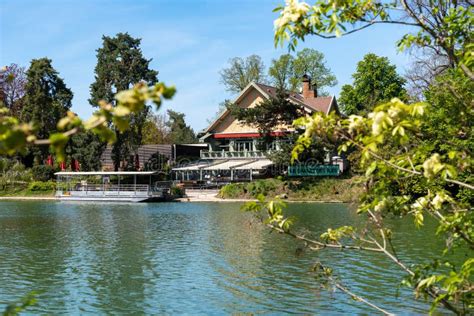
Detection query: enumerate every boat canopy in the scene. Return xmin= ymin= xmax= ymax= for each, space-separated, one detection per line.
xmin=55 ymin=171 xmax=158 ymax=176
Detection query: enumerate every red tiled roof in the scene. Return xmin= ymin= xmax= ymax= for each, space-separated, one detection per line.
xmin=254 ymin=82 xmax=335 ymax=113
xmin=202 ymin=82 xmax=338 ymax=134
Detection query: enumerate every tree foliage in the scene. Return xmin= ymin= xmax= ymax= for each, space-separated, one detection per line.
xmin=229 ymin=90 xmax=304 ymax=138
xmin=219 ymin=55 xmax=266 ymax=93
xmin=141 ymin=112 xmax=171 ymax=144
xmin=339 ymin=53 xmax=407 ymax=115
xmin=0 ymin=79 xmax=175 ymax=163
xmin=1 ymin=63 xmax=26 ymax=116
xmin=291 ymin=48 xmax=337 ymax=93
xmin=89 ymin=32 xmax=158 ymax=170
xmin=20 ymin=58 xmax=73 ymax=162
xmin=66 ymin=131 xmax=106 ymax=171
xmin=273 ymin=0 xmax=473 ymax=77
xmin=268 ymin=48 xmax=337 ymax=93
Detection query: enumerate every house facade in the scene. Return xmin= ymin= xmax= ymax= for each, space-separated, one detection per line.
xmin=172 ymin=76 xmax=342 ymax=182
xmin=199 ymin=76 xmax=339 ymax=160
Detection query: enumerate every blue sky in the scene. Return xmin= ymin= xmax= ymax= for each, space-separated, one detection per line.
xmin=1 ymin=0 xmax=411 ymax=132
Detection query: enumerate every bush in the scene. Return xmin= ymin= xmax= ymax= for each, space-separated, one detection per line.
xmin=219 ymin=183 xmax=246 ymax=199
xmin=28 ymin=181 xmax=56 ymax=192
xmin=170 ymin=186 xmax=185 ymax=198
xmin=31 ymin=165 xmax=55 ymax=181
xmin=246 ymin=179 xmax=282 ymax=197
xmin=218 ymin=177 xmax=363 ymax=202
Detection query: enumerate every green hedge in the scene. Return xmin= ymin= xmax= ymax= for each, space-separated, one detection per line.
xmin=219 ymin=177 xmax=363 ymax=202
xmin=219 ymin=183 xmax=247 ymax=199
xmin=31 ymin=165 xmax=55 ymax=181
xmin=28 ymin=181 xmax=56 ymax=192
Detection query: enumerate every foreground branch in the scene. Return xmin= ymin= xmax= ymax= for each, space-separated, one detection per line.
xmin=339 ymin=133 xmax=474 ymax=191
xmin=313 ymin=261 xmax=394 ymax=315
xmin=266 ymin=218 xmax=461 ymax=314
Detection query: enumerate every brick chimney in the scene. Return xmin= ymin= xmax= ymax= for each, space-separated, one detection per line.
xmin=302 ymin=74 xmax=317 ymax=99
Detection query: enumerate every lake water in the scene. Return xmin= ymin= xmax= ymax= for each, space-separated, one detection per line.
xmin=0 ymin=201 xmax=455 ymax=314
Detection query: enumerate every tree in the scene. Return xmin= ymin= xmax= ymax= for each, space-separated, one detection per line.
xmin=1 ymin=75 xmax=175 ymax=167
xmin=404 ymin=50 xmax=450 ymax=101
xmin=273 ymin=0 xmax=472 ymax=78
xmin=166 ymin=110 xmax=196 ymax=144
xmin=21 ymin=58 xmax=73 ymax=163
xmin=1 ymin=63 xmax=26 ymax=117
xmin=89 ymin=32 xmax=158 ymax=170
xmin=290 ymin=48 xmax=337 ymax=93
xmin=268 ymin=54 xmax=294 ymax=90
xmin=67 ymin=131 xmax=106 ymax=171
xmin=268 ymin=49 xmax=337 ymax=93
xmin=219 ymin=55 xmax=266 ymax=93
xmin=338 ymin=53 xmax=407 ymax=115
xmin=268 ymin=0 xmax=473 ymax=313
xmin=141 ymin=112 xmax=170 ymax=144
xmin=230 ymin=91 xmax=304 ymax=139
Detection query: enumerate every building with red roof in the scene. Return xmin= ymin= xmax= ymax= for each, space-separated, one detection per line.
xmin=198 ymin=75 xmax=339 ymax=160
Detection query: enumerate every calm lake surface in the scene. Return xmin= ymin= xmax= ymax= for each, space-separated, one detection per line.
xmin=0 ymin=201 xmax=458 ymax=314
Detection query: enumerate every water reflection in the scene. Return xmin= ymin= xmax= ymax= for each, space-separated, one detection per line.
xmin=0 ymin=201 xmax=457 ymax=314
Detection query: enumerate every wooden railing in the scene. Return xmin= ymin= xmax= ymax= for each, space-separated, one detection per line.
xmin=56 ymin=182 xmax=173 ymax=197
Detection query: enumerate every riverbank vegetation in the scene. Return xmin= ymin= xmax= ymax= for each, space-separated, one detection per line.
xmin=0 ymin=181 xmax=55 ymax=197
xmin=219 ymin=176 xmax=363 ymax=202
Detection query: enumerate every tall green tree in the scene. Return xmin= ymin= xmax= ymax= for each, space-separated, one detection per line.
xmin=166 ymin=110 xmax=196 ymax=144
xmin=268 ymin=54 xmax=294 ymax=90
xmin=21 ymin=58 xmax=73 ymax=162
xmin=268 ymin=49 xmax=337 ymax=93
xmin=89 ymin=33 xmax=158 ymax=170
xmin=339 ymin=53 xmax=407 ymax=115
xmin=219 ymin=55 xmax=266 ymax=93
xmin=66 ymin=131 xmax=106 ymax=171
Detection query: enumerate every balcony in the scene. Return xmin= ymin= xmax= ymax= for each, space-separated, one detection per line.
xmin=200 ymin=150 xmax=267 ymax=159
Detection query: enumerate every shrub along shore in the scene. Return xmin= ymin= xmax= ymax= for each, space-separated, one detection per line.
xmin=0 ymin=181 xmax=55 ymax=197
xmin=0 ymin=176 xmax=363 ymax=203
xmin=218 ymin=176 xmax=363 ymax=203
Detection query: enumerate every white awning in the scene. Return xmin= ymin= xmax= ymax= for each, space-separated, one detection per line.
xmin=202 ymin=160 xmax=253 ymax=170
xmin=234 ymin=159 xmax=273 ymax=170
xmin=172 ymin=159 xmax=274 ymax=172
xmin=172 ymin=161 xmax=214 ymax=171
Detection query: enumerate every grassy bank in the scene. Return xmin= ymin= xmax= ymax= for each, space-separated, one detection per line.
xmin=0 ymin=181 xmax=56 ymax=197
xmin=218 ymin=176 xmax=363 ymax=202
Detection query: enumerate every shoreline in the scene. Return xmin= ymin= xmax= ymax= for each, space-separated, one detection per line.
xmin=0 ymin=196 xmax=57 ymax=201
xmin=0 ymin=195 xmax=345 ymax=203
